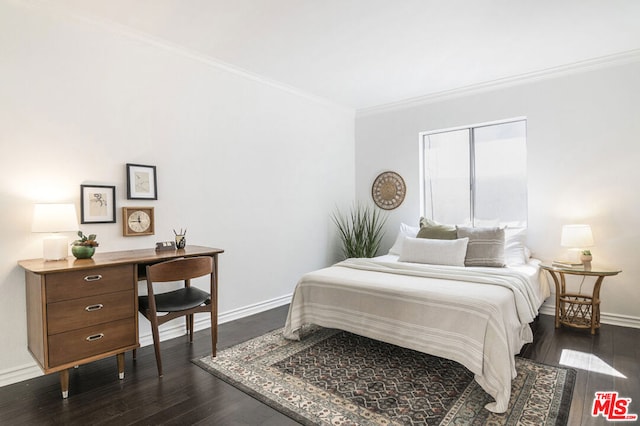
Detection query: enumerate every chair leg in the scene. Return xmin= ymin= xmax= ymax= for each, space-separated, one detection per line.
xmin=188 ymin=314 xmax=194 ymax=342
xmin=150 ymin=316 xmax=163 ymax=377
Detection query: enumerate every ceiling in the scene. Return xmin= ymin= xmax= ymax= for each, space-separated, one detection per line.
xmin=44 ymin=0 xmax=640 ymax=109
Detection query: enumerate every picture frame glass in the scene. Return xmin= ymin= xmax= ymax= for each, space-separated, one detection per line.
xmin=81 ymin=185 xmax=116 ymax=223
xmin=127 ymin=163 xmax=157 ymax=200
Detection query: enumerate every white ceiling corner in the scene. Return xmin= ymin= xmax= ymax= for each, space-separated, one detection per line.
xmin=35 ymin=0 xmax=640 ymax=110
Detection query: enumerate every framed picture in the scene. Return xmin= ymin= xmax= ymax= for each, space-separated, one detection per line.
xmin=126 ymin=163 xmax=157 ymax=200
xmin=80 ymin=184 xmax=116 ymax=224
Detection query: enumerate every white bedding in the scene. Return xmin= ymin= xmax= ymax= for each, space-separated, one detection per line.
xmin=283 ymin=255 xmax=549 ymax=413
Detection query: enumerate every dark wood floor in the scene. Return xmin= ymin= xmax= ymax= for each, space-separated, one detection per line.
xmin=1 ymin=306 xmax=638 ymax=425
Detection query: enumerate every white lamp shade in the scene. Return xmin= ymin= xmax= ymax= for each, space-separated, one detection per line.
xmin=560 ymin=224 xmax=594 ymax=248
xmin=32 ymin=203 xmax=78 ymax=260
xmin=32 ymin=203 xmax=78 ymax=233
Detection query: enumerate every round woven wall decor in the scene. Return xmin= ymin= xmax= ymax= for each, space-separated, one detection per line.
xmin=371 ymin=171 xmax=406 ymax=210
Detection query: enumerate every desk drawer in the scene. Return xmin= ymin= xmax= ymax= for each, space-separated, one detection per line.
xmin=48 ymin=318 xmax=136 ymax=366
xmin=46 ymin=265 xmax=133 ymax=303
xmin=47 ymin=290 xmax=134 ymax=335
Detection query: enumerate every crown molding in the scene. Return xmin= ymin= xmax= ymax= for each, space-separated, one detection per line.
xmin=357 ymin=49 xmax=640 ymax=118
xmin=19 ymin=0 xmax=354 ymax=114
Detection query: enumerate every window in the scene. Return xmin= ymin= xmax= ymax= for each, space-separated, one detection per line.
xmin=420 ymin=118 xmax=527 ymax=227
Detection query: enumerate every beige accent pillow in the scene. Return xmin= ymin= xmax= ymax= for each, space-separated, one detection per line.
xmin=456 ymin=226 xmax=505 ymax=267
xmin=398 ymin=236 xmax=469 ymax=266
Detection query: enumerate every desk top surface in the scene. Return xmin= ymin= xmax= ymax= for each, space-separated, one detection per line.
xmin=18 ymin=245 xmax=224 ymax=274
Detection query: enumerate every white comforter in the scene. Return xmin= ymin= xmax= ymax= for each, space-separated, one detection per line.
xmin=283 ymin=256 xmax=548 ymax=413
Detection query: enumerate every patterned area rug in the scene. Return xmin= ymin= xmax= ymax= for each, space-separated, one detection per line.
xmin=194 ymin=327 xmax=575 ymax=425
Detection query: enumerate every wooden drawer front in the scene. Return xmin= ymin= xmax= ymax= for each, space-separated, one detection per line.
xmin=46 ymin=265 xmax=133 ymax=303
xmin=48 ymin=318 xmax=136 ymax=367
xmin=47 ymin=290 xmax=134 ymax=335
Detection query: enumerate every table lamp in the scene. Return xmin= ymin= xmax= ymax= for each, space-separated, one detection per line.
xmin=32 ymin=203 xmax=78 ymax=260
xmin=560 ymin=224 xmax=594 ymax=264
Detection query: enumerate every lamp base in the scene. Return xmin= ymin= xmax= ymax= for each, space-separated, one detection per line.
xmin=43 ymin=236 xmax=69 ymax=261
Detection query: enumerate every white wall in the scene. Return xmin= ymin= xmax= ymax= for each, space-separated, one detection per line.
xmin=0 ymin=1 xmax=354 ymax=384
xmin=355 ymin=59 xmax=640 ymax=326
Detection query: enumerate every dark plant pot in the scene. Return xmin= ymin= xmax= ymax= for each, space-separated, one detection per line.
xmin=72 ymin=245 xmax=95 ymax=259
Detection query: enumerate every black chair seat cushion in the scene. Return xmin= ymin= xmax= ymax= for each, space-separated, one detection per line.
xmin=139 ymin=287 xmax=210 ymax=313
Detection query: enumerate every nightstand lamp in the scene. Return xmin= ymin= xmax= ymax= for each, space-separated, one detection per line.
xmin=560 ymin=224 xmax=594 ymax=264
xmin=32 ymin=203 xmax=78 ymax=260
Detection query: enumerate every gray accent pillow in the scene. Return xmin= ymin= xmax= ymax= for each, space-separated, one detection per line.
xmin=417 ymin=217 xmax=457 ymax=240
xmin=456 ymin=226 xmax=505 ymax=267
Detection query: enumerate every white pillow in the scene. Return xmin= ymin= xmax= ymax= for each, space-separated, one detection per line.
xmin=504 ymin=227 xmax=528 ymax=266
xmin=398 ymin=237 xmax=469 ymax=266
xmin=388 ymin=223 xmax=420 ymax=255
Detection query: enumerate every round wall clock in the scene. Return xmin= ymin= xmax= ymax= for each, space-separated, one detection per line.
xmin=371 ymin=171 xmax=406 ymax=210
xmin=122 ymin=207 xmax=155 ymax=236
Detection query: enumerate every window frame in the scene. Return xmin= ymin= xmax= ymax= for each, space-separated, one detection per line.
xmin=418 ymin=117 xmax=527 ymax=226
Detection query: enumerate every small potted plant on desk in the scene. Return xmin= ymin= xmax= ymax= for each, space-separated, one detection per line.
xmin=71 ymin=231 xmax=99 ymax=259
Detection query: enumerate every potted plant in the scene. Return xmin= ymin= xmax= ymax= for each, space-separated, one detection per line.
xmin=580 ymin=249 xmax=592 ymax=266
xmin=71 ymin=231 xmax=99 ymax=259
xmin=332 ymin=203 xmax=387 ymax=259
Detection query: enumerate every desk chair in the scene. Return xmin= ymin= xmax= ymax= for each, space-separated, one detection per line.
xmin=138 ymin=256 xmax=217 ymax=376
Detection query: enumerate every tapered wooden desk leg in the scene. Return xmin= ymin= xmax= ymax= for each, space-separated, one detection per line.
xmin=117 ymin=353 xmax=125 ymax=379
xmin=59 ymin=369 xmax=69 ymax=399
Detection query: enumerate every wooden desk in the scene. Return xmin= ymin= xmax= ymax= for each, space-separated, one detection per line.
xmin=18 ymin=245 xmax=223 ymax=398
xmin=540 ymin=263 xmax=620 ymax=334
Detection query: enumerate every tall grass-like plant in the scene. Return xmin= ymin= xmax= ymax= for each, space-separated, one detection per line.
xmin=332 ymin=204 xmax=388 ymax=259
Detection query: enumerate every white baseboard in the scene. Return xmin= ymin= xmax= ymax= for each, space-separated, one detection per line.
xmin=138 ymin=293 xmax=292 ymax=347
xmin=539 ymin=304 xmax=640 ymax=329
xmin=0 ymin=362 xmax=43 ymax=388
xmin=0 ymin=293 xmax=292 ymax=388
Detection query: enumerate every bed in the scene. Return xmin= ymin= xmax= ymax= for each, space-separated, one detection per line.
xmin=283 ymin=224 xmax=549 ymax=413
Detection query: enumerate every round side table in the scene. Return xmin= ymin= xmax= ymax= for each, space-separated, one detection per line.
xmin=540 ymin=263 xmax=621 ymax=334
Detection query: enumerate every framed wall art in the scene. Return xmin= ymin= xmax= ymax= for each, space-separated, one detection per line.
xmin=126 ymin=163 xmax=157 ymax=200
xmin=80 ymin=184 xmax=116 ymax=223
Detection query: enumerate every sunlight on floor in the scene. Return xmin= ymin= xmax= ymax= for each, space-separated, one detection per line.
xmin=559 ymin=349 xmax=626 ymax=378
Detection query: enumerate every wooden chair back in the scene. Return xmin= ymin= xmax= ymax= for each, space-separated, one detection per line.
xmin=146 ymin=256 xmax=213 ymax=287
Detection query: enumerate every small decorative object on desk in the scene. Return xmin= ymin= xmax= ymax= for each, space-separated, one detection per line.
xmin=71 ymin=231 xmax=99 ymax=259
xmin=174 ymin=228 xmax=187 ymax=249
xmin=155 ymin=241 xmax=176 ymax=251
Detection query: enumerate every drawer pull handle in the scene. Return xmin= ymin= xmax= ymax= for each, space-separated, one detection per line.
xmin=84 ymin=275 xmax=103 ymax=282
xmin=85 ymin=304 xmax=104 ymax=312
xmin=86 ymin=333 xmax=104 ymax=342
